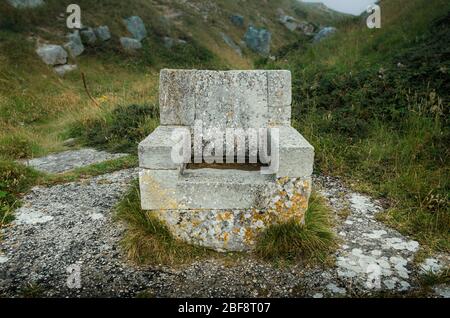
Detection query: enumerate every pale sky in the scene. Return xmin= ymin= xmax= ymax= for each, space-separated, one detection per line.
xmin=302 ymin=0 xmax=378 ymax=15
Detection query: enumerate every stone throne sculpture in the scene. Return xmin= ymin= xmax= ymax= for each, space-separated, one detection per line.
xmin=138 ymin=69 xmax=314 ymax=251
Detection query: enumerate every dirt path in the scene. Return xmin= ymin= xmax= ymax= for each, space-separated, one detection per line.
xmin=0 ymin=150 xmax=448 ymax=297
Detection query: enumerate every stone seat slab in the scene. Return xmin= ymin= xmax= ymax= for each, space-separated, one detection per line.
xmin=139 ymin=168 xmax=275 ymax=210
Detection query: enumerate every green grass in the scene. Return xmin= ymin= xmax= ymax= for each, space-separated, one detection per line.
xmin=255 ymin=192 xmax=336 ymax=264
xmin=263 ymin=0 xmax=450 ymax=253
xmin=115 ymin=181 xmax=215 ymax=266
xmin=68 ymin=103 xmax=160 ymax=154
xmin=0 ymin=160 xmax=40 ymax=226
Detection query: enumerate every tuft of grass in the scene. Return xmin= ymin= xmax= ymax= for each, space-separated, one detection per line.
xmin=69 ymin=103 xmax=159 ymax=154
xmin=115 ymin=181 xmax=214 ymax=266
xmin=255 ymin=192 xmax=337 ymax=264
xmin=0 ymin=160 xmax=41 ymax=226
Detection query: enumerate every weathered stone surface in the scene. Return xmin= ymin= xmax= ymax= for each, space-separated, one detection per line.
xmin=244 ymin=26 xmax=271 ymax=56
xmin=279 ymin=15 xmax=298 ymax=32
xmin=94 ymin=25 xmax=111 ymax=41
xmin=80 ymin=27 xmax=97 ymax=44
xmin=194 ymin=70 xmax=268 ymax=129
xmin=64 ymin=31 xmax=84 ymax=57
xmin=230 ymin=14 xmax=244 ymax=27
xmin=140 ymin=169 xmax=311 ymax=251
xmin=268 ymin=70 xmax=292 ymax=107
xmin=277 ymin=126 xmax=314 ymax=178
xmin=268 ymin=105 xmax=291 ymax=126
xmin=314 ymin=26 xmax=337 ymax=42
xmin=36 ymin=44 xmax=67 ymax=65
xmin=120 ymin=37 xmax=142 ymax=51
xmin=7 ymin=0 xmax=44 ymax=8
xmin=53 ymin=64 xmax=77 ymax=77
xmin=123 ymin=16 xmax=147 ymax=41
xmin=138 ymin=125 xmax=187 ymax=170
xmin=159 ymin=69 xmax=197 ymax=125
xmin=139 ymin=168 xmax=274 ymax=210
xmin=20 ymin=148 xmax=127 ymax=173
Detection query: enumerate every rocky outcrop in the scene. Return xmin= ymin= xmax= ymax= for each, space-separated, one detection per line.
xmin=123 ymin=16 xmax=147 ymax=41
xmin=53 ymin=64 xmax=77 ymax=77
xmin=7 ymin=0 xmax=44 ymax=8
xmin=163 ymin=37 xmax=187 ymax=49
xmin=279 ymin=15 xmax=315 ymax=35
xmin=314 ymin=26 xmax=337 ymax=42
xmin=120 ymin=37 xmax=142 ymax=51
xmin=244 ymin=26 xmax=271 ymax=56
xmin=80 ymin=28 xmax=97 ymax=45
xmin=64 ymin=31 xmax=84 ymax=57
xmin=36 ymin=44 xmax=67 ymax=65
xmin=230 ymin=14 xmax=244 ymax=28
xmin=94 ymin=25 xmax=111 ymax=41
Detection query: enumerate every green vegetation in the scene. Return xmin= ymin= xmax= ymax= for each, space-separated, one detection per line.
xmin=116 ymin=181 xmax=214 ymax=266
xmin=261 ymin=0 xmax=450 ymax=253
xmin=0 ymin=160 xmax=40 ymax=226
xmin=69 ymin=104 xmax=159 ymax=153
xmin=255 ymin=192 xmax=336 ymax=264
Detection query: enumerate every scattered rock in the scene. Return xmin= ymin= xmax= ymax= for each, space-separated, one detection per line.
xmin=163 ymin=37 xmax=187 ymax=49
xmin=244 ymin=26 xmax=271 ymax=56
xmin=297 ymin=21 xmax=315 ymax=36
xmin=62 ymin=138 xmax=77 ymax=147
xmin=279 ymin=15 xmax=298 ymax=32
xmin=230 ymin=14 xmax=244 ymax=28
xmin=7 ymin=0 xmax=44 ymax=8
xmin=220 ymin=32 xmax=242 ymax=56
xmin=123 ymin=16 xmax=147 ymax=41
xmin=19 ymin=148 xmax=127 ymax=174
xmin=94 ymin=25 xmax=111 ymax=41
xmin=120 ymin=37 xmax=142 ymax=52
xmin=64 ymin=31 xmax=84 ymax=57
xmin=53 ymin=64 xmax=77 ymax=77
xmin=36 ymin=44 xmax=67 ymax=65
xmin=314 ymin=26 xmax=337 ymax=42
xmin=80 ymin=27 xmax=97 ymax=45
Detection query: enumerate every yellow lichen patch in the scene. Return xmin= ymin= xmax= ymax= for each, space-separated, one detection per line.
xmin=244 ymin=228 xmax=256 ymax=244
xmin=216 ymin=211 xmax=233 ymax=221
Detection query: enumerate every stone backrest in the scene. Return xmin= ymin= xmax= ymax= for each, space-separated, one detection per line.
xmin=159 ymin=69 xmax=292 ymax=129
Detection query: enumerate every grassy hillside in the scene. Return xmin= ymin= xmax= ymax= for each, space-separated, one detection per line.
xmin=263 ymin=0 xmax=450 ymax=253
xmin=0 ymin=0 xmax=345 ymax=226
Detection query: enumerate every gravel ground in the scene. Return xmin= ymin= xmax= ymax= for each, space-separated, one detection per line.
xmin=0 ymin=151 xmax=448 ymax=298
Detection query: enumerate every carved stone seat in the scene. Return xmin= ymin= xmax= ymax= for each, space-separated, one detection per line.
xmin=138 ymin=69 xmax=314 ymax=251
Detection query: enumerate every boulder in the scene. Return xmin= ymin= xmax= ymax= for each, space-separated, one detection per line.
xmin=297 ymin=21 xmax=315 ymax=36
xmin=244 ymin=26 xmax=271 ymax=56
xmin=53 ymin=64 xmax=77 ymax=77
xmin=314 ymin=26 xmax=337 ymax=42
xmin=94 ymin=26 xmax=111 ymax=41
xmin=163 ymin=37 xmax=187 ymax=49
xmin=230 ymin=14 xmax=244 ymax=27
xmin=36 ymin=44 xmax=67 ymax=65
xmin=80 ymin=28 xmax=97 ymax=45
xmin=7 ymin=0 xmax=44 ymax=8
xmin=279 ymin=15 xmax=298 ymax=32
xmin=64 ymin=31 xmax=84 ymax=57
xmin=123 ymin=16 xmax=147 ymax=41
xmin=120 ymin=37 xmax=142 ymax=51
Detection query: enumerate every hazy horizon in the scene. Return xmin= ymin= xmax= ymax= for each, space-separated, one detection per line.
xmin=302 ymin=0 xmax=378 ymax=15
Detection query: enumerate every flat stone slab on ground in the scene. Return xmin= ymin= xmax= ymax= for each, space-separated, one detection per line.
xmin=20 ymin=148 xmax=128 ymax=173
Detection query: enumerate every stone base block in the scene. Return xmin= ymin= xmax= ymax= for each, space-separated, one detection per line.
xmin=141 ymin=171 xmax=312 ymax=251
